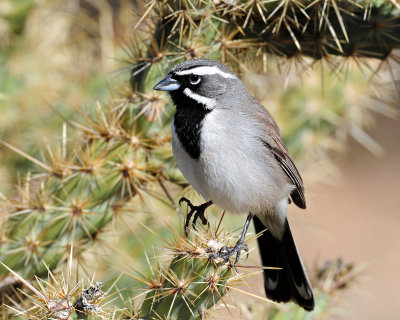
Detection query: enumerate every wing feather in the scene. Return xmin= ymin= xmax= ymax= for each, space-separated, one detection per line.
xmin=269 ymin=137 xmax=306 ymax=209
xmin=253 ymin=104 xmax=306 ymax=209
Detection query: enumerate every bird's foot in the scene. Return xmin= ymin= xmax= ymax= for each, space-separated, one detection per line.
xmin=210 ymin=213 xmax=253 ymax=272
xmin=179 ymin=197 xmax=212 ymax=236
xmin=210 ymin=240 xmax=249 ymax=272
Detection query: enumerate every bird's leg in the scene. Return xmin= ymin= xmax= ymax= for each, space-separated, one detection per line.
xmin=212 ymin=213 xmax=254 ymax=272
xmin=179 ymin=197 xmax=213 ymax=236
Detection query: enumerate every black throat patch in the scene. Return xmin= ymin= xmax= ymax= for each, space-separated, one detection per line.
xmin=171 ymin=91 xmax=211 ymax=159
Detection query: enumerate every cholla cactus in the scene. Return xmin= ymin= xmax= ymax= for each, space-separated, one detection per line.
xmin=0 ymin=101 xmax=172 ymax=277
xmin=138 ymin=225 xmax=254 ymax=320
xmin=3 ymin=265 xmax=109 ymax=319
xmin=129 ymin=0 xmax=400 ymax=75
xmin=3 ymin=222 xmax=363 ymax=320
xmin=0 ymin=0 xmax=399 ymax=319
xmin=3 ymin=224 xmax=254 ymax=320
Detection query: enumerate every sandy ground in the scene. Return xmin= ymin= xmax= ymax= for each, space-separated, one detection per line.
xmin=291 ymin=114 xmax=400 ymax=319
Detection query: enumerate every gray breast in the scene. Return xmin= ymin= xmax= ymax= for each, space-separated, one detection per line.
xmin=193 ymin=109 xmax=293 ymax=214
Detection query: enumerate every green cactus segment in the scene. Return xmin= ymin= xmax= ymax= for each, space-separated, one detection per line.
xmin=141 ymin=254 xmax=232 ymax=320
xmin=0 ymin=109 xmax=166 ymax=277
xmin=235 ymin=0 xmax=400 ymax=60
xmin=130 ymin=0 xmax=400 ymax=89
xmin=139 ymin=230 xmax=241 ymax=320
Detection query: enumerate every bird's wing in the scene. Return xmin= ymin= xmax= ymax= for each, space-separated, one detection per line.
xmin=254 ymin=105 xmax=306 ymax=209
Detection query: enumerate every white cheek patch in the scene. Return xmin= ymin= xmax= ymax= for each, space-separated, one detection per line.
xmin=176 ymin=66 xmax=236 ymax=79
xmin=183 ymin=88 xmax=216 ymax=110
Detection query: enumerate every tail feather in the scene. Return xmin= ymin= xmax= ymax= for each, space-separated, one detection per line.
xmin=253 ymin=215 xmax=314 ymax=311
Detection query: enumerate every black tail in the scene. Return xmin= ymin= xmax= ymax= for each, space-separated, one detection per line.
xmin=253 ymin=215 xmax=314 ymax=311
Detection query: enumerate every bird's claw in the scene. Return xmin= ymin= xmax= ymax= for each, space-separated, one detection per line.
xmin=179 ymin=197 xmax=210 ymax=236
xmin=210 ymin=241 xmax=249 ymax=272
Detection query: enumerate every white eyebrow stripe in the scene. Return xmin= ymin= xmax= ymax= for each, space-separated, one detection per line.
xmin=175 ymin=66 xmax=236 ymax=79
xmin=183 ymin=88 xmax=216 ymax=110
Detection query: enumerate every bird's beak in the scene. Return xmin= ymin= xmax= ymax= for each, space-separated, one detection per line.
xmin=153 ymin=74 xmax=180 ymax=91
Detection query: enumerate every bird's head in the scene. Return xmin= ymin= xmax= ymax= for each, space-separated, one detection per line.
xmin=153 ymin=59 xmax=249 ymax=111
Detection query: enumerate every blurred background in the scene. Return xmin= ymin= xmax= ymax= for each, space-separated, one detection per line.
xmin=293 ymin=113 xmax=400 ymax=320
xmin=0 ymin=1 xmax=399 ymax=319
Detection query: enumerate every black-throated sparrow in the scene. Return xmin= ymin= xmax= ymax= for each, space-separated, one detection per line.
xmin=153 ymin=59 xmax=314 ymax=311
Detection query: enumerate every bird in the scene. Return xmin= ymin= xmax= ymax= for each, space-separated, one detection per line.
xmin=153 ymin=58 xmax=315 ymax=311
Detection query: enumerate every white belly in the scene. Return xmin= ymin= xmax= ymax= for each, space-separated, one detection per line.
xmin=171 ymin=110 xmax=292 ymax=215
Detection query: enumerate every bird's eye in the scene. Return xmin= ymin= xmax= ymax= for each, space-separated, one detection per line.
xmin=189 ymin=74 xmax=201 ymax=85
